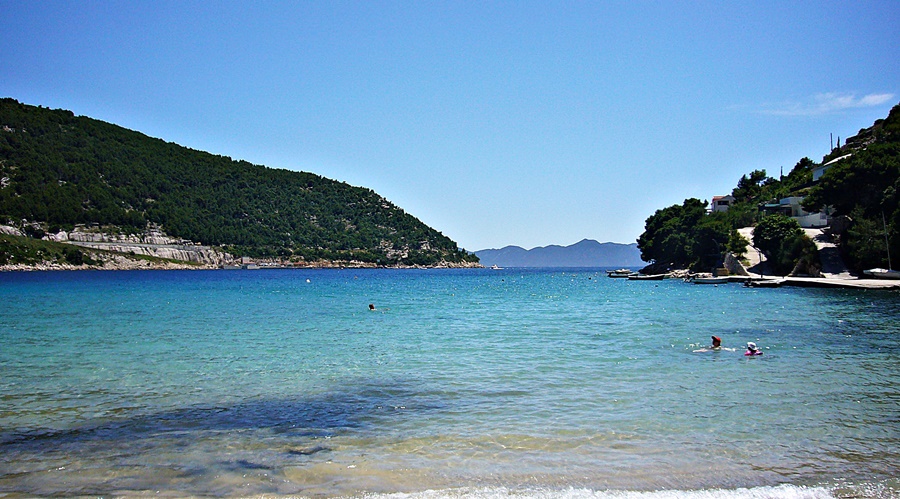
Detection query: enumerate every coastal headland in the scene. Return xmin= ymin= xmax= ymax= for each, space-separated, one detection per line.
xmin=0 ymin=225 xmax=481 ymax=272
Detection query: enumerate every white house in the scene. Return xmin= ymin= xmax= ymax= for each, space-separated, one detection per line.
xmin=762 ymin=196 xmax=829 ymax=228
xmin=710 ymin=195 xmax=735 ymax=213
xmin=813 ymin=153 xmax=851 ymax=182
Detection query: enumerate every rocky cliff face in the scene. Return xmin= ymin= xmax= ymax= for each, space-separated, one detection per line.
xmin=48 ymin=226 xmax=234 ymax=266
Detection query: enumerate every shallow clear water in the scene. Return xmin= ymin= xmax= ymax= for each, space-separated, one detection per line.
xmin=0 ymin=268 xmax=898 ymax=498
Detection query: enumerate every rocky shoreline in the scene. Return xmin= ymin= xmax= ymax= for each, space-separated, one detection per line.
xmin=0 ymin=260 xmax=484 ymax=272
xmin=1 ymin=224 xmax=483 ymax=272
xmin=0 ymin=250 xmax=484 ymax=272
xmin=0 ymin=255 xmax=216 ymax=272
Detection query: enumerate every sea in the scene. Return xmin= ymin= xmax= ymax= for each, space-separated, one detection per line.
xmin=1 ymin=268 xmax=898 ymax=498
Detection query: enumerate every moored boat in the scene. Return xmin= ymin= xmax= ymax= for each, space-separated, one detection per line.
xmin=692 ymin=277 xmax=729 ymax=284
xmin=628 ymin=273 xmax=665 ymax=280
xmin=744 ymin=278 xmax=784 ymax=288
xmin=863 ymin=268 xmax=900 ymax=279
xmin=607 ymin=269 xmax=636 ymax=278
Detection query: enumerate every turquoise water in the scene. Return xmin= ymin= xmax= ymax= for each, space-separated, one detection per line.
xmin=1 ymin=268 xmax=898 ymax=498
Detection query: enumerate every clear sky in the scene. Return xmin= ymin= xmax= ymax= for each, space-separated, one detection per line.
xmin=2 ymin=1 xmax=898 ymax=251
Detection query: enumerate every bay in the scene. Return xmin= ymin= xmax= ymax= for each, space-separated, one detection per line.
xmin=0 ymin=268 xmax=898 ymax=498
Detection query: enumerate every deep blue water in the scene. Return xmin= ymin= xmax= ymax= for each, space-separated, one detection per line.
xmin=1 ymin=268 xmax=898 ymax=498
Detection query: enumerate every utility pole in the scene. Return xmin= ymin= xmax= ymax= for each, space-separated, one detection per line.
xmin=884 ymin=211 xmax=893 ymax=271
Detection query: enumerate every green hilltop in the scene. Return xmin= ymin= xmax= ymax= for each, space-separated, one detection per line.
xmin=0 ymin=98 xmax=478 ymax=267
xmin=637 ymin=102 xmax=900 ymax=276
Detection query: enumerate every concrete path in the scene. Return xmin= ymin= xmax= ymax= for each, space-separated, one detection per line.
xmin=802 ymin=228 xmax=853 ymax=278
xmin=737 ymin=227 xmax=772 ymax=277
xmin=738 ymin=227 xmax=854 ymax=278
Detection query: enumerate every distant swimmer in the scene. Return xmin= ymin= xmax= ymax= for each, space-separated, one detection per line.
xmin=693 ymin=335 xmax=734 ymax=352
xmin=745 ymin=342 xmax=763 ymax=356
xmin=369 ymin=303 xmax=376 ymax=311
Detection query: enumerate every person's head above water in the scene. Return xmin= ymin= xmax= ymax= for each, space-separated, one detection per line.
xmin=711 ymin=336 xmax=721 ymax=347
xmin=747 ymin=341 xmax=757 ymax=351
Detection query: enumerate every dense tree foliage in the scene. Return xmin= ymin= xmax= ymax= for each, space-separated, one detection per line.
xmin=727 ymin=157 xmax=816 ymax=220
xmin=637 ymin=198 xmax=737 ymax=271
xmin=752 ymin=214 xmax=818 ymax=275
xmin=0 ymin=233 xmax=97 ymax=266
xmin=0 ymin=99 xmax=477 ymax=265
xmin=732 ymin=169 xmax=771 ymax=203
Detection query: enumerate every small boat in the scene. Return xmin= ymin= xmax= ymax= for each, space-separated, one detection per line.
xmin=692 ymin=277 xmax=729 ymax=284
xmin=628 ymin=273 xmax=665 ymax=280
xmin=744 ymin=278 xmax=783 ymax=288
xmin=490 ymin=265 xmax=503 ymax=270
xmin=863 ymin=268 xmax=900 ymax=279
xmin=863 ymin=214 xmax=899 ymax=279
xmin=607 ymin=269 xmax=635 ymax=278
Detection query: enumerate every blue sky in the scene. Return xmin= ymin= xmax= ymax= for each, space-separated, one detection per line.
xmin=2 ymin=1 xmax=898 ymax=251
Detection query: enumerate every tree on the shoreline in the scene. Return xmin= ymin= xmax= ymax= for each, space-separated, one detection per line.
xmin=752 ymin=214 xmax=818 ymax=276
xmin=637 ymin=198 xmax=736 ymax=272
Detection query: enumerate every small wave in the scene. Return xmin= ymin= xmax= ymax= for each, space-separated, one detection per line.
xmin=349 ymin=483 xmax=897 ymax=499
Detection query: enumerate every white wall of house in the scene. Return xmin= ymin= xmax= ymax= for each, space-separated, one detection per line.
xmin=795 ymin=211 xmax=829 ymax=228
xmin=711 ymin=195 xmax=734 ymax=213
xmin=780 ymin=197 xmax=806 ymax=217
xmin=814 ymin=153 xmax=852 ymax=182
xmin=777 ymin=197 xmax=830 ymax=228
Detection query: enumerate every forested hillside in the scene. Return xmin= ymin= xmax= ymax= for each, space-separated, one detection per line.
xmin=0 ymin=99 xmax=477 ymax=265
xmin=802 ymin=104 xmax=900 ymax=271
xmin=637 ymin=102 xmax=900 ymax=275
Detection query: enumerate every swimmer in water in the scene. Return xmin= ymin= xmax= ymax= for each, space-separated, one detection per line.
xmin=745 ymin=341 xmax=763 ymax=356
xmin=368 ymin=303 xmax=376 ymax=311
xmin=693 ymin=335 xmax=735 ymax=352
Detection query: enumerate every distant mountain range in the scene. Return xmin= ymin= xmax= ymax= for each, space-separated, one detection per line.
xmin=475 ymin=239 xmax=644 ymax=268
